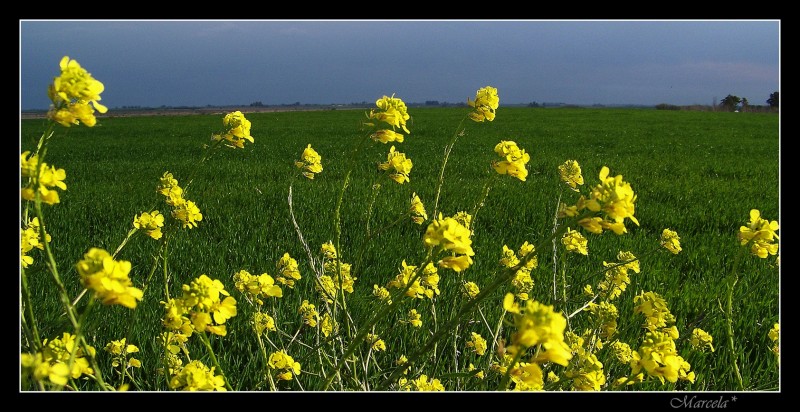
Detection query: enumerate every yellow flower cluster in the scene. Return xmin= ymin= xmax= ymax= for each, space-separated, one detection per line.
xmin=156 ymin=172 xmax=203 ymax=229
xmin=212 ymin=111 xmax=254 ymax=149
xmin=276 ymin=252 xmax=302 ymax=288
xmin=366 ymin=333 xmax=387 ymax=351
xmin=409 ymin=192 xmax=428 ymax=224
xmin=492 ymin=140 xmax=530 ymax=181
xmin=104 ymin=338 xmax=142 ymax=369
xmin=298 ymin=299 xmax=320 ymax=327
xmin=466 ymin=332 xmax=488 ymax=356
xmin=253 ymin=312 xmax=277 ymax=335
xmin=614 ymin=291 xmax=694 ymax=386
xmin=295 ymin=144 xmax=323 ymax=179
xmin=690 ymin=328 xmax=715 ymax=353
xmin=20 ymin=217 xmax=50 ymax=268
xmin=405 ymin=309 xmax=423 ymax=328
xmin=499 ymin=243 xmax=537 ymax=300
xmin=21 ymin=332 xmax=96 ymax=387
xmin=468 ymin=86 xmax=499 ymax=122
xmin=269 ymin=350 xmax=302 ymax=381
xmin=367 ymin=94 xmax=411 ymax=135
xmin=233 ymin=269 xmax=283 ymax=306
xmin=169 ymin=360 xmax=227 ymax=391
xmin=76 ymin=248 xmax=143 ymax=309
xmin=562 ymin=227 xmax=589 ymax=255
xmin=559 ymin=166 xmax=639 ymax=235
xmin=558 ymin=159 xmax=584 ymax=191
xmin=163 ymin=274 xmax=238 ymax=337
xmin=462 ymin=281 xmax=480 ymax=299
xmin=596 ymin=251 xmax=640 ymax=301
xmin=587 ymin=301 xmax=619 ymax=340
xmin=738 ymin=209 xmax=779 ymax=258
xmin=424 ymin=214 xmax=475 ymax=272
xmin=503 ymin=294 xmax=573 ymax=367
xmin=372 ymin=284 xmax=392 ymax=305
xmin=321 ymin=313 xmax=337 ymax=338
xmin=319 ymin=262 xmax=357 ymax=304
xmin=660 ymin=228 xmax=682 ymax=254
xmin=47 ymin=56 xmax=108 ymax=127
xmin=564 ymin=331 xmax=607 ymax=391
xmin=769 ymin=323 xmax=779 ymax=360
xmin=387 ymin=260 xmax=440 ymax=300
xmin=410 ymin=374 xmax=445 ymax=391
xmin=21 ymin=151 xmax=68 ymax=205
xmin=133 ymin=210 xmax=165 ymax=240
xmin=379 ymin=145 xmax=413 ymax=184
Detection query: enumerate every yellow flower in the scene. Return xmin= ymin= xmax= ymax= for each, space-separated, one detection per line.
xmin=47 ymin=56 xmax=107 ymax=127
xmin=492 ymin=140 xmax=530 ymax=181
xmin=276 ymin=252 xmax=302 ymax=288
xmin=405 ymin=309 xmax=423 ymax=328
xmin=212 ymin=111 xmax=254 ymax=149
xmin=268 ymin=350 xmax=302 ymax=381
xmin=466 ymin=332 xmax=488 ymax=356
xmin=660 ymin=228 xmax=682 ymax=254
xmin=690 ymin=328 xmax=714 ymax=353
xmin=738 ymin=209 xmax=779 ymax=258
xmin=558 ymin=159 xmax=584 ymax=191
xmin=583 ymin=166 xmax=639 ymax=234
xmin=320 ymin=313 xmax=337 ymax=338
xmin=169 ymin=360 xmax=227 ymax=391
xmin=409 ymin=192 xmax=428 ymax=224
xmin=21 ymin=217 xmax=51 ymax=268
xmin=412 ymin=374 xmax=445 ymax=391
xmin=366 ymin=333 xmax=387 ymax=351
xmin=299 ymin=299 xmax=319 ymax=327
xmin=133 ymin=210 xmax=165 ymax=240
xmin=378 ymin=145 xmax=413 ymax=184
xmin=367 ymin=94 xmax=411 ymax=134
xmin=507 ymin=298 xmax=572 ymax=367
xmin=295 ymin=144 xmax=323 ymax=179
xmin=423 ymin=214 xmax=474 ymax=256
xmin=468 ymin=86 xmax=499 ymax=122
xmin=321 ymin=241 xmax=338 ymax=260
xmin=76 ymin=248 xmax=143 ymax=309
xmin=20 ymin=153 xmax=67 ymax=205
xmin=253 ymin=312 xmax=276 ymax=335
xmin=171 ymin=198 xmax=203 ymax=229
xmin=373 ymin=284 xmax=392 ymax=304
xmin=462 ymin=281 xmax=480 ymax=299
xmin=371 ymin=128 xmax=405 ymax=144
xmin=769 ymin=323 xmax=779 ymax=359
xmin=438 ymin=255 xmax=473 ymax=272
xmin=561 ymin=227 xmax=589 ymax=255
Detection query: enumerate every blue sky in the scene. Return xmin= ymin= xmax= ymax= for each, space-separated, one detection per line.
xmin=19 ymin=20 xmax=780 ymax=110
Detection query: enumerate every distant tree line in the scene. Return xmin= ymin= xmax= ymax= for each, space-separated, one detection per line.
xmin=656 ymin=91 xmax=778 ymax=112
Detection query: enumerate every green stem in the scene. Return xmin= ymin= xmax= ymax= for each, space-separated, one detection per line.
xmin=322 ymin=253 xmax=433 ymax=390
xmin=20 ymin=268 xmax=42 ymax=352
xmin=431 ymin=116 xmax=467 ymax=219
xmin=725 ymin=246 xmax=747 ymax=391
xmin=198 ymin=332 xmax=234 ymax=391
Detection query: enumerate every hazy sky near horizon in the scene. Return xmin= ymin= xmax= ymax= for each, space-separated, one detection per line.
xmin=20 ymin=20 xmax=780 ymax=110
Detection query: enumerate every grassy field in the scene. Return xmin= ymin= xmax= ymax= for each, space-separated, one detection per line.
xmin=20 ymin=106 xmax=780 ymax=391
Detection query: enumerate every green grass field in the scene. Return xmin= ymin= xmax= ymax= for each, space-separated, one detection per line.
xmin=20 ymin=107 xmax=780 ymax=391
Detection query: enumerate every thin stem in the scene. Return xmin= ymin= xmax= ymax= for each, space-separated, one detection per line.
xmin=432 ymin=117 xmax=467 ymax=218
xmin=725 ymin=246 xmax=747 ymax=391
xmin=198 ymin=332 xmax=234 ymax=391
xmin=322 ymin=253 xmax=433 ymax=390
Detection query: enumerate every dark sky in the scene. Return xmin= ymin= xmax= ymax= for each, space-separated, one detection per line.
xmin=20 ymin=19 xmax=780 ymax=110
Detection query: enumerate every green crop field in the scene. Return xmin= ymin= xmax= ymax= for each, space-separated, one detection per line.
xmin=20 ymin=106 xmax=780 ymax=392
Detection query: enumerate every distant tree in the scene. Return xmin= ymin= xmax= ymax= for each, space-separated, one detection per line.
xmin=767 ymin=91 xmax=779 ymax=108
xmin=528 ymin=101 xmax=540 ymax=108
xmin=719 ymin=95 xmax=742 ymax=112
xmin=741 ymin=98 xmax=749 ymax=112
